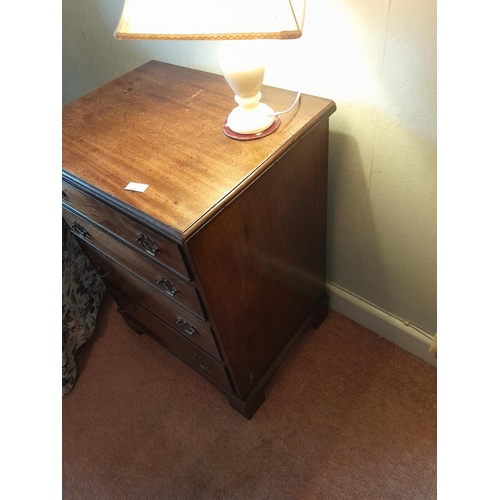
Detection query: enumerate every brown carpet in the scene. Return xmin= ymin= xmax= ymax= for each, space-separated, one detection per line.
xmin=62 ymin=293 xmax=437 ymax=500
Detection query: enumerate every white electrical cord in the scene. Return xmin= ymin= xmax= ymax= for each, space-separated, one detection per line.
xmin=268 ymin=92 xmax=301 ymax=117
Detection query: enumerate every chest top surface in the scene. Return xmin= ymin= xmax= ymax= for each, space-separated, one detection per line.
xmin=63 ymin=60 xmax=336 ymax=240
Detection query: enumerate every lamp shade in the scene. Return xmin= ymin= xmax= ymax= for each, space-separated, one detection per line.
xmin=114 ymin=0 xmax=306 ymax=40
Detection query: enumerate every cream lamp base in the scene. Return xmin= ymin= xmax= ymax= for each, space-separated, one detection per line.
xmin=218 ymin=40 xmax=278 ymax=138
xmin=226 ymin=93 xmax=275 ymax=135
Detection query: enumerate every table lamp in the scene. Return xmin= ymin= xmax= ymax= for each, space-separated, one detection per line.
xmin=114 ymin=0 xmax=306 ymax=139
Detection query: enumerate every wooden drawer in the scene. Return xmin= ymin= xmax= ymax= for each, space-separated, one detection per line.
xmin=62 ymin=180 xmax=191 ymax=281
xmin=118 ymin=292 xmax=233 ymax=395
xmin=63 ymin=206 xmax=205 ymax=319
xmin=77 ymin=240 xmax=222 ymax=362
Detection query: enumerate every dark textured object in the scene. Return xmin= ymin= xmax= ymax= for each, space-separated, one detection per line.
xmin=62 ymin=220 xmax=106 ymax=396
xmin=62 ymin=60 xmax=336 ymax=418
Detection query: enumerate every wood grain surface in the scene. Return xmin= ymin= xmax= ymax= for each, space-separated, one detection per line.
xmin=63 ymin=60 xmax=336 ymax=239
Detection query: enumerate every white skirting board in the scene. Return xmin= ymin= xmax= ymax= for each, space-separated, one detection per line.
xmin=326 ymin=282 xmax=437 ymax=367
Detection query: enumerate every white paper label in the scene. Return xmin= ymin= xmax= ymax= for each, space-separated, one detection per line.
xmin=124 ymin=182 xmax=149 ymax=192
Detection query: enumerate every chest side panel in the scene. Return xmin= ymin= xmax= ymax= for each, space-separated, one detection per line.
xmin=187 ymin=120 xmax=330 ymax=399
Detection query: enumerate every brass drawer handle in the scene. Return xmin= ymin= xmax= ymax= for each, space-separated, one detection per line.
xmin=70 ymin=221 xmax=89 ymax=239
xmin=157 ymin=277 xmax=179 ymax=297
xmin=136 ymin=233 xmax=161 ymax=256
xmin=195 ymin=355 xmax=212 ymax=371
xmin=117 ymin=299 xmax=136 ymax=314
xmin=96 ymin=266 xmax=111 ymax=279
xmin=176 ymin=318 xmax=197 ymax=336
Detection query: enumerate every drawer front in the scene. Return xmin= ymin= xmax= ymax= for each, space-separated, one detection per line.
xmin=62 ymin=180 xmax=191 ymax=281
xmin=63 ymin=207 xmax=205 ymax=319
xmin=79 ymin=241 xmax=222 ymax=362
xmin=118 ymin=293 xmax=233 ymax=395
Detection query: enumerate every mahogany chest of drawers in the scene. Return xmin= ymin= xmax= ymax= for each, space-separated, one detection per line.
xmin=62 ymin=60 xmax=336 ymax=418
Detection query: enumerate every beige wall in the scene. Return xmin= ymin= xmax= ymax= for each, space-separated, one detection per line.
xmin=63 ymin=0 xmax=437 ymax=335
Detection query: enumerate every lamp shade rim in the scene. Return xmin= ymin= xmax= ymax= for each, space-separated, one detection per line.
xmin=114 ymin=30 xmax=303 ymax=41
xmin=114 ymin=0 xmax=306 ymax=41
